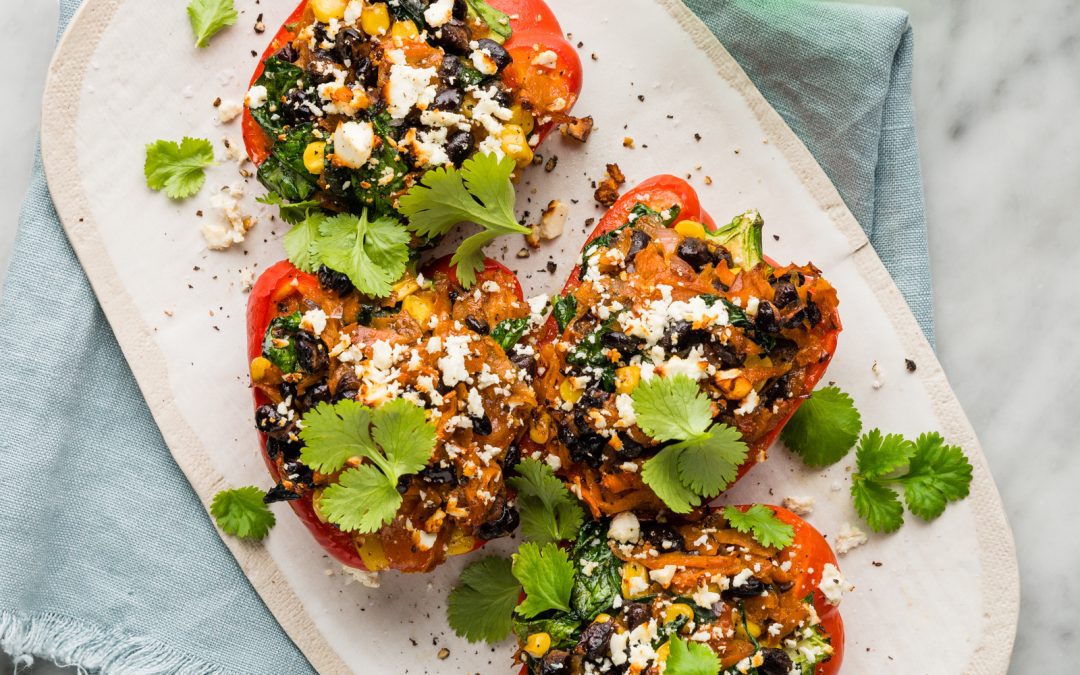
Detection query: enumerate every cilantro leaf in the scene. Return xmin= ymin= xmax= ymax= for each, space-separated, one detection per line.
xmin=513 ymin=542 xmax=574 ymax=618
xmin=508 ymin=458 xmax=584 ymax=544
xmin=640 ymin=445 xmax=700 ymax=514
xmin=282 ymin=211 xmax=326 ymax=273
xmin=631 ymin=374 xmax=712 ymax=441
xmin=144 ymin=138 xmax=214 ymax=199
xmin=851 ymin=478 xmax=905 ymax=533
xmin=187 ymin=0 xmax=238 ymax=48
xmin=902 ymin=432 xmax=973 ymax=521
xmin=854 ymin=429 xmax=914 ymax=478
xmin=723 ymin=505 xmax=795 ymax=549
xmin=300 ymin=399 xmax=437 ymax=533
xmin=448 ymin=556 xmax=521 ymax=643
xmin=317 ymin=210 xmax=411 ymax=297
xmin=676 ymin=425 xmax=747 ymax=497
xmin=664 ymin=637 xmax=720 ymax=675
xmin=398 ymin=154 xmax=531 ymax=288
xmin=633 ymin=375 xmax=748 ymax=512
xmin=320 ymin=464 xmax=401 ymax=534
xmin=211 ymin=486 xmax=275 ymax=540
xmin=781 ymin=386 xmax=862 ymax=467
xmin=257 ymin=192 xmax=322 ymax=225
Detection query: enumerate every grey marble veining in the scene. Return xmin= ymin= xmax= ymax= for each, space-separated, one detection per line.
xmin=2 ymin=0 xmax=1078 ymax=673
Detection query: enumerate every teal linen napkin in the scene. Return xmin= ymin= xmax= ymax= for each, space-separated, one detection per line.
xmin=0 ymin=0 xmax=932 ymax=672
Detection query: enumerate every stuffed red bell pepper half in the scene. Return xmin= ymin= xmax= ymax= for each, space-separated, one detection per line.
xmin=522 ymin=176 xmax=842 ymax=518
xmin=242 ymin=0 xmax=585 ymax=221
xmin=512 ymin=506 xmax=845 ymax=675
xmin=247 ymin=256 xmax=540 ymax=572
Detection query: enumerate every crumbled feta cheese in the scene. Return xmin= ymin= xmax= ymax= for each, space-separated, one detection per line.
xmin=470 ymin=47 xmax=499 ymax=75
xmin=343 ymin=0 xmax=363 ymax=24
xmin=386 ymin=62 xmax=439 ymax=118
xmin=732 ymin=568 xmax=754 ymax=588
xmin=692 ymin=585 xmax=721 ymax=608
xmin=437 ymin=334 xmax=473 ymax=387
xmin=245 ymin=85 xmax=268 ymax=109
xmin=734 ymin=388 xmax=760 ymax=416
xmin=300 ymin=308 xmax=328 ymax=337
xmin=342 ymin=566 xmax=380 ymax=588
xmin=648 ymin=565 xmax=677 ymax=588
xmin=332 ymin=121 xmax=375 ymax=169
xmin=834 ymin=523 xmax=868 ymax=555
xmin=608 ymin=511 xmax=641 ymax=544
xmin=423 ymin=0 xmax=455 ymax=27
xmin=217 ymin=100 xmax=243 ymax=124
xmin=416 ymin=530 xmax=438 ymax=551
xmin=531 ymin=50 xmax=559 ymax=69
xmin=614 ymin=393 xmax=637 ymax=428
xmin=466 ymin=387 xmax=484 ymax=417
xmin=818 ymin=563 xmax=851 ymax=605
xmin=781 ymin=495 xmax=815 ymax=517
xmin=545 ymin=454 xmax=561 ymax=471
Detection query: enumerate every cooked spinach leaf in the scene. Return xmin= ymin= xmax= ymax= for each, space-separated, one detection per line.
xmin=388 ymin=0 xmax=426 ymax=24
xmin=492 ymin=317 xmax=529 ymax=351
xmin=553 ymin=295 xmax=577 ymax=333
xmin=511 ymin=614 xmax=581 ymax=650
xmin=262 ymin=312 xmax=302 ymax=373
xmin=257 ymin=126 xmax=316 ymax=201
xmin=570 ymin=521 xmax=622 ymax=621
xmin=466 ymin=0 xmax=513 ymax=42
xmin=250 ymin=57 xmax=306 ymax=136
xmin=722 ymin=298 xmax=776 ymax=352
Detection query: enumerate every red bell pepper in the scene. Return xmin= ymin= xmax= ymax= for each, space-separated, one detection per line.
xmin=246 ymin=257 xmax=524 ymax=570
xmin=526 ymin=175 xmax=842 ymax=511
xmin=242 ymin=0 xmax=583 ymax=166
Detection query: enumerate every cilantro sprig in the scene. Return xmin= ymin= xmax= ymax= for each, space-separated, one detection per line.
xmin=398 ymin=153 xmax=531 ymax=288
xmin=284 ymin=209 xmax=411 ymax=298
xmin=723 ymin=505 xmax=795 ymax=550
xmin=187 ymin=0 xmax=238 ymax=48
xmin=300 ymin=399 xmax=436 ymax=534
xmin=665 ymin=637 xmax=721 ymax=675
xmin=211 ymin=486 xmax=275 ymax=540
xmin=447 ymin=541 xmax=575 ymax=643
xmin=633 ymin=375 xmax=749 ymax=513
xmin=144 ymin=138 xmax=214 ymax=200
xmin=851 ymin=430 xmax=973 ymax=533
xmin=508 ymin=458 xmax=584 ymax=545
xmin=781 ymin=386 xmax=863 ymax=467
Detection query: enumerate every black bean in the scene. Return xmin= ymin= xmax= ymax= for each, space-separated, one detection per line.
xmin=490 ymin=85 xmax=513 ymax=108
xmin=659 ymin=320 xmax=712 ymax=357
xmin=465 ymin=315 xmax=490 ymax=335
xmin=396 ymin=474 xmax=412 ymax=494
xmin=333 ymin=28 xmax=365 ymax=65
xmin=626 ymin=229 xmax=652 ymax=261
xmin=575 ymin=621 xmax=615 ymax=659
xmin=768 ymin=337 xmax=799 ymax=362
xmin=781 ymin=309 xmax=806 ymax=330
xmin=295 ymin=331 xmax=329 ymax=373
xmin=255 ymin=404 xmax=289 ymax=434
xmin=576 ymin=383 xmax=611 ymax=411
xmin=640 ymin=522 xmax=684 ymax=551
xmin=419 ymin=464 xmax=457 ymax=485
xmin=273 ymin=43 xmax=298 ymax=62
xmin=445 ymin=129 xmax=474 ymax=167
xmin=805 ymin=296 xmax=822 ymax=327
xmin=623 ymin=603 xmax=651 ymax=631
xmin=470 ymin=415 xmax=493 ymax=436
xmin=318 ymin=264 xmax=354 ymax=295
xmin=278 ymin=380 xmax=298 ymax=402
xmin=266 ymin=435 xmax=303 ymax=461
xmin=510 ymin=352 xmax=537 ymax=377
xmin=281 ymin=88 xmax=317 ymax=125
xmin=476 ymin=501 xmax=520 ymax=540
xmin=759 ymin=648 xmax=794 ymax=675
xmin=600 ymin=331 xmax=643 ymax=353
xmin=439 ymin=55 xmax=462 ymax=81
xmin=676 ymin=237 xmax=716 ymax=272
xmin=761 ymin=373 xmax=792 ymax=404
xmin=354 ymin=55 xmax=378 ymax=88
xmin=432 ymin=86 xmax=464 ymax=111
xmin=301 ymin=382 xmax=332 ymax=410
xmin=433 ymin=20 xmax=471 ymax=55
xmin=755 ymin=301 xmax=781 ymax=334
xmin=614 ymin=432 xmax=648 ymax=460
xmin=723 ymin=576 xmax=766 ymax=598
xmin=772 ymin=280 xmax=798 ymax=308
xmin=703 ymin=341 xmax=745 ymax=369
xmin=776 ymin=580 xmax=795 ymax=593
xmin=452 ymin=0 xmax=467 ymax=20
xmin=306 ymin=57 xmax=338 ymax=85
xmin=503 ymin=444 xmax=521 ymax=471
xmin=333 ymin=389 xmax=358 ymax=403
xmin=558 ymin=418 xmax=606 ymax=468
xmin=281 ymin=460 xmax=313 ymax=485
xmin=264 ymin=483 xmax=301 ymax=503
xmin=475 ymin=38 xmax=513 ymax=71
xmin=539 ymin=650 xmax=570 ymax=675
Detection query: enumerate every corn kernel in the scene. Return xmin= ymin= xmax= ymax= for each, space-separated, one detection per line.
xmin=674 ymin=220 xmax=707 ymax=239
xmin=509 ymin=104 xmax=536 ymax=137
xmin=303 ymin=141 xmax=327 ymax=175
xmin=559 ymin=378 xmax=583 ymax=404
xmin=311 ymin=0 xmax=348 ymax=22
xmin=529 ymin=411 xmax=553 ymax=444
xmin=594 ymin=613 xmax=613 ymax=624
xmin=446 ymin=527 xmax=476 ymax=556
xmin=524 ymin=633 xmax=551 ymax=659
xmin=310 ymin=488 xmax=329 ymax=523
xmin=360 ymin=3 xmax=391 ymax=35
xmin=250 ymin=356 xmax=273 ymax=382
xmin=656 ymin=641 xmax=671 ymax=663
xmin=402 ymin=294 xmax=434 ymax=326
xmin=735 ymin=619 xmax=762 ymax=640
xmin=356 ymin=535 xmax=390 ymax=571
xmin=391 ymin=274 xmax=421 ymax=301
xmin=621 ymin=561 xmax=651 ymax=599
xmin=663 ymin=603 xmax=695 ymax=625
xmin=718 ymin=375 xmax=753 ymax=401
xmin=615 ymin=365 xmax=641 ymax=394
xmin=499 ymin=124 xmax=534 ymax=167
xmin=390 ymin=19 xmax=420 ymax=40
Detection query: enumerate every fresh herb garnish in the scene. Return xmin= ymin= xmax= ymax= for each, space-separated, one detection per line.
xmin=447 ymin=555 xmax=520 ymax=643
xmin=851 ymin=430 xmax=973 ymax=533
xmin=491 ymin=317 xmax=530 ymax=351
xmin=284 ymin=209 xmax=411 ymax=298
xmin=187 ymin=0 xmax=238 ymax=48
xmin=144 ymin=138 xmax=214 ymax=200
xmin=633 ymin=375 xmax=749 ymax=513
xmin=248 ymin=58 xmax=306 ymax=136
xmin=781 ymin=386 xmax=862 ymax=467
xmin=399 ymin=153 xmax=531 ymax=288
xmin=508 ymin=458 xmax=583 ymax=545
xmin=300 ymin=399 xmax=436 ymax=533
xmin=257 ymin=192 xmax=321 ymax=226
xmin=256 ymin=125 xmax=318 ymax=202
xmin=466 ymin=0 xmax=513 ymax=42
xmin=262 ymin=312 xmax=302 ymax=373
xmin=210 ymin=486 xmax=275 ymax=540
xmin=552 ymin=295 xmax=577 ymax=332
xmin=723 ymin=505 xmax=795 ymax=549
xmin=664 ymin=637 xmax=721 ymax=675
xmin=513 ymin=542 xmax=575 ymax=618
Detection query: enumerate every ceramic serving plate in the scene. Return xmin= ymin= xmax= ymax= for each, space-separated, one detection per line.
xmin=40 ymin=0 xmax=1019 ymax=672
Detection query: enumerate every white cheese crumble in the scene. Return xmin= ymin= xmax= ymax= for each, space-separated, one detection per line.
xmin=818 ymin=562 xmax=851 ymax=605
xmin=217 ymin=100 xmax=243 ymax=124
xmin=333 ymin=121 xmax=375 ymax=169
xmin=834 ymin=523 xmax=868 ymax=555
xmin=608 ymin=512 xmax=640 ymax=544
xmin=648 ymin=565 xmax=677 ymax=588
xmin=245 ymin=85 xmax=268 ymax=109
xmin=386 ymin=61 xmax=438 ymax=118
xmin=781 ymin=495 xmax=815 ymax=517
xmin=423 ymin=0 xmax=455 ymax=27
xmin=531 ymin=50 xmax=559 ymax=69
xmin=300 ymin=309 xmax=328 ymax=337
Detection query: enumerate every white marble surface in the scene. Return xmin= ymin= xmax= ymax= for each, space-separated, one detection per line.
xmin=1 ymin=1 xmax=1075 ymax=673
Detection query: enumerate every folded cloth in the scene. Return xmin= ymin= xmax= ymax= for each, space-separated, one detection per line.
xmin=0 ymin=0 xmax=933 ymax=672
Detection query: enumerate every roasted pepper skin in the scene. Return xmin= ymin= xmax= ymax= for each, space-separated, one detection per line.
xmin=530 ymin=175 xmax=842 ymax=487
xmin=241 ymin=0 xmax=583 ymax=166
xmin=246 ymin=258 xmax=523 ymax=570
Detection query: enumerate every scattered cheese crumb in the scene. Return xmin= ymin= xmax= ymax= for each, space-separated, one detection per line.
xmin=781 ymin=496 xmax=815 ymax=517
xmin=834 ymin=523 xmax=868 ymax=555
